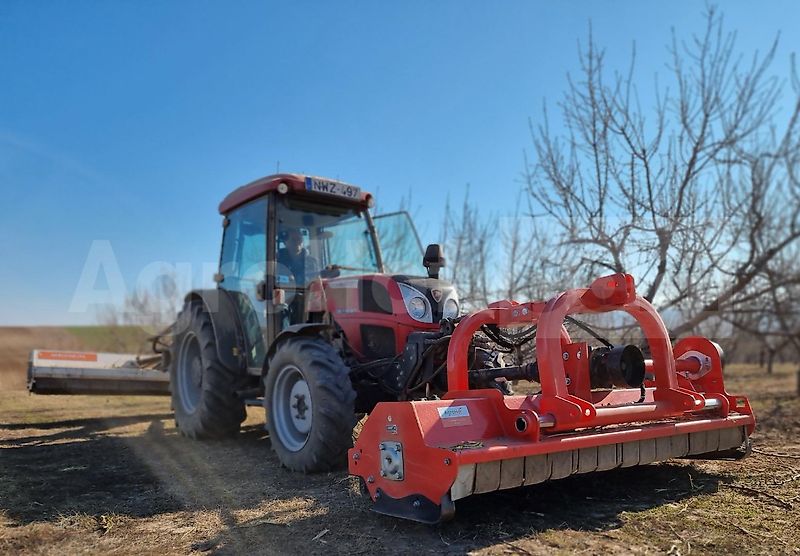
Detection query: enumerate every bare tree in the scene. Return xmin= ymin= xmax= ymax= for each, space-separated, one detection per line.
xmin=98 ymin=269 xmax=181 ymax=351
xmin=721 ymin=241 xmax=800 ymax=371
xmin=440 ymin=188 xmax=495 ymax=310
xmin=526 ymin=6 xmax=800 ymax=349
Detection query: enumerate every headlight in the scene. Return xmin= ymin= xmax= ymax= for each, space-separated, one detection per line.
xmin=398 ymin=284 xmax=433 ymax=323
xmin=443 ymin=297 xmax=459 ymax=319
xmin=408 ymin=296 xmax=427 ymax=319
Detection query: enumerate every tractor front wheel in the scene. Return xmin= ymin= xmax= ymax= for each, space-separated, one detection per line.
xmin=264 ymin=336 xmax=357 ymax=472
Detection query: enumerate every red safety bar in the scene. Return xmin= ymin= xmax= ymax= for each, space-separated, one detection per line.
xmin=445 ymin=273 xmax=746 ymax=432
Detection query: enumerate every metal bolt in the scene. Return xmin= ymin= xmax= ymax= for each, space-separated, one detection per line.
xmin=352 ymin=453 xmax=360 ymax=460
xmin=412 ymin=499 xmax=421 ymax=509
xmin=367 ymin=475 xmax=374 ymax=483
xmin=443 ymin=458 xmax=451 ymax=465
xmin=562 ymin=352 xmax=570 ymax=361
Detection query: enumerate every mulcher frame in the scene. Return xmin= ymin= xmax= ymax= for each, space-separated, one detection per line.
xmin=349 ymin=273 xmax=756 ymax=523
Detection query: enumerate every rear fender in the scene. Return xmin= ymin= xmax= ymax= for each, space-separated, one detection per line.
xmin=184 ymin=289 xmax=247 ymax=373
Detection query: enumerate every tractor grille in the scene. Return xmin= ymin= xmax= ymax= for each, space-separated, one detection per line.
xmin=360 ymin=325 xmax=396 ymax=359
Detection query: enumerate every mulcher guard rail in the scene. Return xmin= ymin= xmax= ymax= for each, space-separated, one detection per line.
xmin=349 ymin=273 xmax=756 ymax=523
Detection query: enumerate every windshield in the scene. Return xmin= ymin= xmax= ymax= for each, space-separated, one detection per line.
xmin=277 ymin=198 xmax=380 ymax=279
xmin=373 ymin=211 xmax=424 ymax=275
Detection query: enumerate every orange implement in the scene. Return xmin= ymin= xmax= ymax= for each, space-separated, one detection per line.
xmin=349 ymin=274 xmax=755 ymax=523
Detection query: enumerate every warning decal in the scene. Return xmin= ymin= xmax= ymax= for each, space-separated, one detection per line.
xmin=437 ymin=405 xmax=473 ymax=427
xmin=38 ymin=351 xmax=98 ymax=362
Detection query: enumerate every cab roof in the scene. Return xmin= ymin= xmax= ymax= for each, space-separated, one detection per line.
xmin=218 ymin=173 xmax=373 ymax=214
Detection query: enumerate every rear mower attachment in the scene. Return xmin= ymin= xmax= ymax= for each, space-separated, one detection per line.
xmin=349 ymin=273 xmax=755 ymax=523
xmin=28 ymin=350 xmax=170 ymax=396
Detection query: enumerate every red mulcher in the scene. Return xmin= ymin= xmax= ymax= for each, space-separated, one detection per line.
xmin=349 ymin=273 xmax=755 ymax=523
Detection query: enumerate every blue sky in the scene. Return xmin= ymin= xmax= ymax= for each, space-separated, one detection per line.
xmin=1 ymin=0 xmax=797 ymax=325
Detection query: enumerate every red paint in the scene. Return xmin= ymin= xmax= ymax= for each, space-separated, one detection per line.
xmin=319 ymin=273 xmax=438 ymax=360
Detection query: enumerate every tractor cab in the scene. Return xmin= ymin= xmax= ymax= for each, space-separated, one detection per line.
xmin=215 ymin=174 xmax=448 ymax=372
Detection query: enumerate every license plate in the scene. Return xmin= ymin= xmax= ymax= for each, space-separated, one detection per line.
xmin=305 ymin=177 xmax=361 ymax=199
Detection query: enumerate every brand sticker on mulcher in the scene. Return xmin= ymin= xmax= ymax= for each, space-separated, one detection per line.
xmin=437 ymin=405 xmax=472 ymax=427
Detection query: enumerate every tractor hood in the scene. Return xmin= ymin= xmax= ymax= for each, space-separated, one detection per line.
xmin=320 ymin=273 xmax=459 ymax=324
xmin=317 ymin=273 xmax=459 ymax=362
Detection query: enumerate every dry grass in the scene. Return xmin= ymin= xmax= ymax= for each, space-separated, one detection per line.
xmin=0 ymin=328 xmax=83 ymax=390
xmin=1 ymin=327 xmax=799 ymax=554
xmin=0 ymin=326 xmax=149 ymax=391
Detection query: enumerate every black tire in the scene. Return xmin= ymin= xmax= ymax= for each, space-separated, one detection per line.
xmin=264 ymin=336 xmax=357 ymax=472
xmin=170 ymin=300 xmax=246 ymax=439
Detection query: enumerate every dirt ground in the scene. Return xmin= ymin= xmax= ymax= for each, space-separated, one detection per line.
xmin=1 ymin=328 xmax=799 ymax=555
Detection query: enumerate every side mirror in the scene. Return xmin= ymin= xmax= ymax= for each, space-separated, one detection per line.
xmin=423 ymin=244 xmax=445 ymax=279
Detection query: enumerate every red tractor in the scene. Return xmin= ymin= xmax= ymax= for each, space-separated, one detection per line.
xmin=29 ymin=173 xmax=755 ymax=523
xmin=168 ymin=173 xmax=465 ymax=471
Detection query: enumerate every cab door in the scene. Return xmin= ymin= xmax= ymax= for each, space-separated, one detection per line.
xmin=218 ymin=197 xmax=269 ymax=371
xmin=372 ymin=211 xmax=424 ymax=274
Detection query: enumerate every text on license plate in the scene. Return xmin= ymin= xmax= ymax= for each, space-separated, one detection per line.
xmin=305 ymin=177 xmax=361 ymax=199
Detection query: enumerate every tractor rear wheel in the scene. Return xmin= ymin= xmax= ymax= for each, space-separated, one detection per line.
xmin=264 ymin=336 xmax=357 ymax=472
xmin=170 ymin=300 xmax=246 ymax=439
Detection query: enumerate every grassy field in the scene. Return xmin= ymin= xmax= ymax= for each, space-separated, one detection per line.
xmin=62 ymin=326 xmax=152 ymax=354
xmin=1 ymin=327 xmax=799 ymax=554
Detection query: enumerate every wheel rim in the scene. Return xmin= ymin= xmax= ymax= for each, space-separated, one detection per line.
xmin=177 ymin=332 xmax=203 ymax=413
xmin=272 ymin=364 xmax=313 ymax=452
